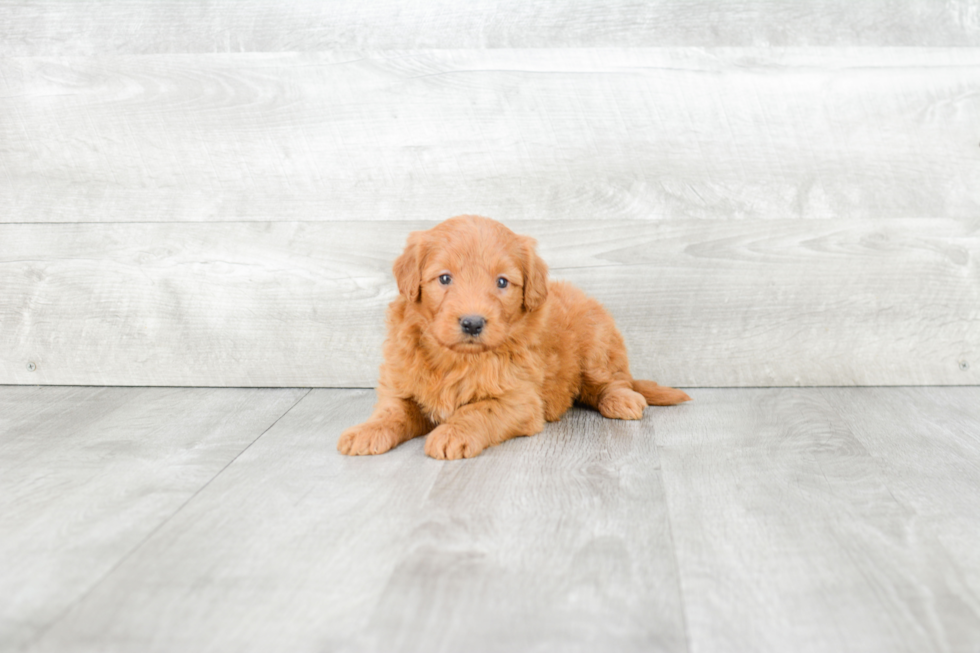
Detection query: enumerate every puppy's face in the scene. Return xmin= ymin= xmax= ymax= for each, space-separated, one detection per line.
xmin=393 ymin=216 xmax=548 ymax=354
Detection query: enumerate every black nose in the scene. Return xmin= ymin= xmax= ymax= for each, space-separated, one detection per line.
xmin=459 ymin=315 xmax=486 ymax=337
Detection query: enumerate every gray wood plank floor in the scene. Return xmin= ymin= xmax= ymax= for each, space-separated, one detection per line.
xmin=3 ymin=386 xmax=979 ymax=652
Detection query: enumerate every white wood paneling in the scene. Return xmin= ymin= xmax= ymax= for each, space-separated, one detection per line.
xmin=2 ymin=4 xmax=978 ymax=388
xmin=0 ymin=386 xmax=307 ymax=651
xmin=2 ymin=0 xmax=978 ymax=55
xmin=2 ymin=49 xmax=978 ymax=223
xmin=2 ymin=219 xmax=976 ymax=387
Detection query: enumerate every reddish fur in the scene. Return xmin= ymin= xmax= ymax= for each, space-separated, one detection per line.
xmin=337 ymin=215 xmax=691 ymax=460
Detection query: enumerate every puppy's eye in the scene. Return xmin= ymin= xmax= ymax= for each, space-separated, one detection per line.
xmin=496 ymin=277 xmax=509 ymax=289
xmin=439 ymin=274 xmax=452 ymax=285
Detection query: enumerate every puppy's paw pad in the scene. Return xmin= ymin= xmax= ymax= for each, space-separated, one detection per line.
xmin=337 ymin=422 xmax=399 ymax=456
xmin=599 ymin=389 xmax=647 ymax=420
xmin=425 ymin=425 xmax=485 ymax=460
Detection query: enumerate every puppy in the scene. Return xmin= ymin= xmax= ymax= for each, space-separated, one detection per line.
xmin=338 ymin=215 xmax=690 ymax=460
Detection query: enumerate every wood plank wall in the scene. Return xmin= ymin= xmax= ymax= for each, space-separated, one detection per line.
xmin=2 ymin=1 xmax=978 ymax=387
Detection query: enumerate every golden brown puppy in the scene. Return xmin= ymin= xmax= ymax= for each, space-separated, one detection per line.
xmin=338 ymin=215 xmax=690 ymax=460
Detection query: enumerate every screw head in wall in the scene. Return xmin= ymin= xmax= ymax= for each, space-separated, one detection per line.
xmin=27 ymin=362 xmax=36 ymax=372
xmin=960 ymin=360 xmax=970 ymax=371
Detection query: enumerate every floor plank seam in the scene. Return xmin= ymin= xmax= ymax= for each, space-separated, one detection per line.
xmin=655 ymin=437 xmax=694 ymax=653
xmin=18 ymin=388 xmax=313 ymax=652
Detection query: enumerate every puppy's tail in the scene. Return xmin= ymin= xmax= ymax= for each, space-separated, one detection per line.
xmin=632 ymin=379 xmax=691 ymax=406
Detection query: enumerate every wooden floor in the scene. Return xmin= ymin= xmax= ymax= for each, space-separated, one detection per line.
xmin=2 ymin=386 xmax=979 ymax=652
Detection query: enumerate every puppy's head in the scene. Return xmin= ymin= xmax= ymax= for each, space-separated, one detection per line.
xmin=393 ymin=215 xmax=548 ymax=354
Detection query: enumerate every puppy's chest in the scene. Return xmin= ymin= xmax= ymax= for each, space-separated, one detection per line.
xmin=411 ymin=355 xmax=521 ymax=423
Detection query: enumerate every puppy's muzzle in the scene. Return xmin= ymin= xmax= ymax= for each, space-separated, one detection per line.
xmin=459 ymin=315 xmax=486 ymax=337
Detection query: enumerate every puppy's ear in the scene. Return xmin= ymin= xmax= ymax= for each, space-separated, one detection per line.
xmin=393 ymin=232 xmax=425 ymax=302
xmin=520 ymin=236 xmax=548 ymax=312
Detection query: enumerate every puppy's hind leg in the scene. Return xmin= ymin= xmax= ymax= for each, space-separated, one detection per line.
xmin=586 ymin=377 xmax=690 ymax=420
xmin=577 ymin=328 xmax=689 ymax=420
xmin=595 ymin=379 xmax=649 ymax=421
xmin=578 ymin=368 xmax=648 ymax=420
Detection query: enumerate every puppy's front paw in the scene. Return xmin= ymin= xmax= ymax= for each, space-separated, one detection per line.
xmin=337 ymin=421 xmax=400 ymax=456
xmin=425 ymin=424 xmax=486 ymax=460
xmin=598 ymin=388 xmax=647 ymax=420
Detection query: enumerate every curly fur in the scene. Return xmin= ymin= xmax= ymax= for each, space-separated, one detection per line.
xmin=338 ymin=215 xmax=690 ymax=460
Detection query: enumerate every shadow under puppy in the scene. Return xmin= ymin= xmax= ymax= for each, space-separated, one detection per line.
xmin=338 ymin=215 xmax=690 ymax=460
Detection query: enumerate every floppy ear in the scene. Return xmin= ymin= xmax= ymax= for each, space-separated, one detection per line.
xmin=393 ymin=232 xmax=425 ymax=302
xmin=520 ymin=236 xmax=548 ymax=312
